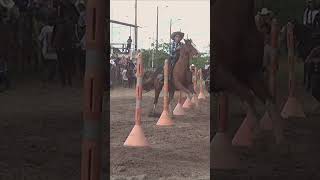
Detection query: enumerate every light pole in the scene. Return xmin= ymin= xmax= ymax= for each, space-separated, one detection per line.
xmin=169 ymin=18 xmax=182 ymax=51
xmin=156 ymin=5 xmax=168 ymax=52
xmin=156 ymin=6 xmax=158 ymax=52
xmin=125 ymin=15 xmax=131 ymax=37
xmin=135 ymin=0 xmax=137 ymax=51
xmin=152 ymin=32 xmax=155 ymax=69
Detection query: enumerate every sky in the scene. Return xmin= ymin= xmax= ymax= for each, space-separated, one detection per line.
xmin=110 ymin=0 xmax=210 ymax=53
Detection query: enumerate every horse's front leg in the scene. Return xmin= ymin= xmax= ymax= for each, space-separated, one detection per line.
xmin=168 ymin=89 xmax=175 ymax=117
xmin=152 ymin=87 xmax=161 ymax=116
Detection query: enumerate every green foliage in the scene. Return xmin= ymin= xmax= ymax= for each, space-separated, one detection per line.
xmin=141 ymin=42 xmax=209 ymax=69
xmin=191 ymin=53 xmax=210 ymax=69
xmin=141 ymin=42 xmax=170 ymax=69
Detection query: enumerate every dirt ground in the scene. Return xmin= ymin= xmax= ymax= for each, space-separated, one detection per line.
xmin=0 ymin=77 xmax=84 ymax=180
xmin=0 ymin=75 xmax=210 ymax=180
xmin=211 ymin=61 xmax=320 ymax=179
xmin=110 ymin=88 xmax=210 ymax=180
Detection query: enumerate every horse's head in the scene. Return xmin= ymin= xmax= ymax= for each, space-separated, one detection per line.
xmin=182 ymin=39 xmax=199 ymax=58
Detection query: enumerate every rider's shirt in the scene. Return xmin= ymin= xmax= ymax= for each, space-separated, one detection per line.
xmin=304 ymin=8 xmax=319 ymax=27
xmin=170 ymin=41 xmax=183 ymax=58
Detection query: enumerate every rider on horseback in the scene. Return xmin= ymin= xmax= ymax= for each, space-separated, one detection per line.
xmin=170 ymin=31 xmax=184 ymax=69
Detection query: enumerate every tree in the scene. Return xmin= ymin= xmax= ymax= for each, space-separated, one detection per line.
xmin=141 ymin=42 xmax=170 ymax=69
xmin=191 ymin=53 xmax=210 ymax=69
xmin=141 ymin=42 xmax=209 ymax=69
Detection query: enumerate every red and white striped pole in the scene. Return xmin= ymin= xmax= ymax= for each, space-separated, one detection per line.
xmin=81 ymin=0 xmax=106 ymax=179
xmin=260 ymin=18 xmax=280 ymax=130
xmin=157 ymin=59 xmax=174 ymax=126
xmin=198 ymin=69 xmax=206 ymax=100
xmin=281 ymin=22 xmax=306 ymax=118
xmin=124 ymin=53 xmax=150 ymax=147
xmin=212 ymin=92 xmax=240 ymax=169
xmin=191 ymin=67 xmax=199 ymax=107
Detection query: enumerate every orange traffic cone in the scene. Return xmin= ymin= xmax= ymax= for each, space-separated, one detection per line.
xmin=232 ymin=109 xmax=256 ymax=147
xmin=124 ymin=52 xmax=150 ymax=147
xmin=157 ymin=59 xmax=174 ymax=126
xmin=183 ymin=97 xmax=193 ymax=109
xmin=212 ymin=132 xmax=241 ymax=169
xmin=281 ymin=22 xmax=306 ymax=119
xmin=157 ymin=110 xmax=174 ymax=126
xmin=212 ymin=93 xmax=241 ymax=170
xmin=281 ymin=97 xmax=306 ymax=119
xmin=191 ymin=94 xmax=199 ymax=108
xmin=260 ymin=111 xmax=272 ymax=130
xmin=173 ymin=92 xmax=186 ymax=116
xmin=124 ymin=125 xmax=150 ymax=147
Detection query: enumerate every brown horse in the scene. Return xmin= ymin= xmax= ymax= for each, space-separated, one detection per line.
xmin=213 ymin=0 xmax=285 ymax=145
xmin=169 ymin=39 xmax=199 ymax=112
xmin=143 ymin=39 xmax=199 ymax=116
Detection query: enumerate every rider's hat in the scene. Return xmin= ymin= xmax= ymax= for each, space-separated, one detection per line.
xmin=171 ymin=31 xmax=184 ymax=40
xmin=0 ymin=0 xmax=15 ymax=9
xmin=259 ymin=8 xmax=271 ymax=16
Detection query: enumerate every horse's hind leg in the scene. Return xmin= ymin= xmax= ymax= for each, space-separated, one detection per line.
xmin=152 ymin=86 xmax=161 ymax=115
xmin=168 ymin=87 xmax=175 ymax=117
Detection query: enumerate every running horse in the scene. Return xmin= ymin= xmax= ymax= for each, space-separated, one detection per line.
xmin=213 ymin=0 xmax=286 ymax=146
xmin=142 ymin=39 xmax=199 ymax=116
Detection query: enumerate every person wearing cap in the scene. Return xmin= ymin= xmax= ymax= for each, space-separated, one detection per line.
xmin=170 ymin=31 xmax=184 ymax=69
xmin=127 ymin=36 xmax=132 ymax=53
xmin=303 ymin=0 xmax=319 ymax=28
xmin=0 ymin=0 xmax=16 ymax=23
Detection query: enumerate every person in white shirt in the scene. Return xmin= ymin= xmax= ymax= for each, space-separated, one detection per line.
xmin=303 ymin=0 xmax=319 ymax=28
xmin=38 ymin=17 xmax=58 ymax=85
xmin=122 ymin=68 xmax=128 ymax=88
